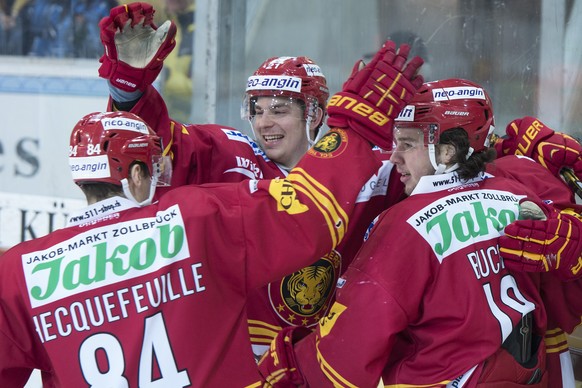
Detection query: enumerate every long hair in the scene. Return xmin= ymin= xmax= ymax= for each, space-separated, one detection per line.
xmin=439 ymin=127 xmax=496 ymax=180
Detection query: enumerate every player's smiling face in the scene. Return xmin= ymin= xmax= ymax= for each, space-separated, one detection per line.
xmin=252 ymin=96 xmax=312 ymax=169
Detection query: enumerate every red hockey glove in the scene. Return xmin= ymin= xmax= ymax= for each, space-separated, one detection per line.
xmin=258 ymin=326 xmax=311 ymax=387
xmin=326 ymin=40 xmax=424 ymax=150
xmin=98 ymin=2 xmax=177 ymax=92
xmin=499 ymin=200 xmax=582 ymax=281
xmin=495 ymin=116 xmax=582 ymax=179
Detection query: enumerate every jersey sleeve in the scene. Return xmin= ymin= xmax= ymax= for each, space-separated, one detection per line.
xmin=108 ymin=86 xmax=198 ymax=187
xmin=488 ymin=155 xmax=574 ymax=203
xmin=0 ymin=331 xmax=32 ymax=387
xmin=287 ymin=208 xmax=428 ymax=387
xmin=239 ymin=128 xmax=382 ymax=289
xmin=293 ymin=267 xmax=407 ymax=387
xmin=540 ymin=274 xmax=582 ymax=334
xmin=0 ymin=256 xmax=53 ymax=387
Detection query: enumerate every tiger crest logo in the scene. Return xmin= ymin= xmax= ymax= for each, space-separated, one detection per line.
xmin=268 ymin=250 xmax=341 ymax=327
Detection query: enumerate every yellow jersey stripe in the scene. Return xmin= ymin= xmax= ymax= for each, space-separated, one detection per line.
xmin=315 ymin=340 xmax=358 ymax=388
xmin=247 ymin=319 xmax=283 ymax=332
xmin=290 ymin=168 xmax=349 ymax=224
xmin=288 ymin=169 xmax=349 ymax=246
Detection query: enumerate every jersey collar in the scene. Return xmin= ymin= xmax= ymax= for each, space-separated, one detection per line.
xmin=410 ymin=171 xmax=492 ymax=196
xmin=66 ymin=196 xmax=140 ymax=227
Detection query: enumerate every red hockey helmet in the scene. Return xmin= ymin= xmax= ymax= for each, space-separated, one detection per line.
xmin=394 ymin=78 xmax=495 ymax=153
xmin=69 ymin=111 xmax=171 ymax=186
xmin=241 ymin=56 xmax=329 ymax=120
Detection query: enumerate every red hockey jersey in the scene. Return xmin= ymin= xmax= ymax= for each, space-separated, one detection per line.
xmin=117 ymin=88 xmax=581 ymax=385
xmin=0 ymin=128 xmax=381 ymax=387
xmin=487 ymin=155 xmax=580 ymax=388
xmin=287 ymin=170 xmax=579 ymax=387
xmin=115 ymin=86 xmax=406 ymax=359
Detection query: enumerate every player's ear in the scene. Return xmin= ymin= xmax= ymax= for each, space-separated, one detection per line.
xmin=309 ymin=107 xmax=325 ymax=141
xmin=129 ymin=163 xmax=145 ymax=183
xmin=438 ymin=143 xmax=457 ymax=165
xmin=310 ymin=106 xmax=325 ymax=130
xmin=128 ymin=163 xmax=150 ymax=191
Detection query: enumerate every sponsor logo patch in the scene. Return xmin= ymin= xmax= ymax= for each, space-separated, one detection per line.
xmin=395 ymin=105 xmax=415 ymax=121
xmin=302 ymin=63 xmax=324 ymax=77
xmin=221 ymin=128 xmax=269 ymax=159
xmin=69 ymin=155 xmax=110 ymax=180
xmin=22 ymin=205 xmax=190 ymax=307
xmin=246 ymin=75 xmax=302 ymax=93
xmin=357 ymin=161 xmax=392 ymax=203
xmin=407 ymin=190 xmax=522 ymax=262
xmin=101 ymin=117 xmax=149 ymax=134
xmin=432 ymin=86 xmax=486 ymax=101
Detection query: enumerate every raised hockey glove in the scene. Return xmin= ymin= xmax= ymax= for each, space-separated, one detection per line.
xmin=98 ymin=2 xmax=177 ymax=92
xmin=258 ymin=326 xmax=311 ymax=387
xmin=326 ymin=40 xmax=424 ymax=150
xmin=494 ymin=116 xmax=582 ymax=179
xmin=499 ymin=200 xmax=582 ymax=281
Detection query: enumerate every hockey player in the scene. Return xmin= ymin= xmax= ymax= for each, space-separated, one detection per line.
xmin=494 ymin=114 xmax=582 ymax=285
xmin=97 ymin=2 xmax=409 ymax=360
xmin=0 ymin=63 xmax=424 ymax=387
xmin=257 ymin=79 xmax=582 ymax=387
xmin=97 ymin=5 xmax=582 ymax=384
xmin=491 ymin=117 xmax=582 ymax=387
xmin=496 ymin=120 xmax=582 ymax=388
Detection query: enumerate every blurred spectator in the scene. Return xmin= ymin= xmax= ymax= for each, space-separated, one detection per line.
xmin=161 ymin=0 xmax=195 ymax=122
xmin=1 ymin=0 xmax=118 ymax=58
xmin=0 ymin=0 xmax=28 ymax=55
xmin=24 ymin=0 xmax=73 ymax=57
xmin=73 ymin=0 xmax=117 ymax=58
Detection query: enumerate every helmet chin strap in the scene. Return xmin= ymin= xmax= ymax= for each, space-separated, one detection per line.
xmin=121 ymin=176 xmax=158 ymax=207
xmin=247 ymin=120 xmax=259 ymax=142
xmin=306 ymin=102 xmax=325 ymax=150
xmin=305 ymin=114 xmax=315 ymax=150
xmin=428 ymin=144 xmax=459 ymax=175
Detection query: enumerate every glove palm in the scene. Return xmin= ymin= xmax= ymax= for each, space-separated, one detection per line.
xmin=99 ymin=2 xmax=177 ymax=92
